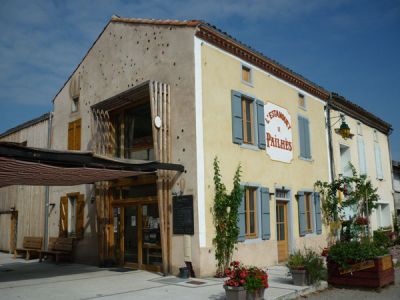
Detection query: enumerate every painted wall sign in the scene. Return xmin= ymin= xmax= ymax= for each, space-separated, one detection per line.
xmin=264 ymin=103 xmax=293 ymax=163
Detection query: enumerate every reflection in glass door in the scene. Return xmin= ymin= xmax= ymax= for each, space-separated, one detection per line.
xmin=124 ymin=206 xmax=138 ymax=264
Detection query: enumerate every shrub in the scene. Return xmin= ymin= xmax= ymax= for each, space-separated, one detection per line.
xmin=287 ymin=250 xmax=306 ymax=270
xmin=329 ymin=240 xmax=388 ymax=269
xmin=288 ymin=248 xmax=325 ymax=284
xmin=373 ymin=230 xmax=392 ymax=248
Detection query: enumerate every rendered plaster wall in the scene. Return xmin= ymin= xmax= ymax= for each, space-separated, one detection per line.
xmin=0 ymin=119 xmax=49 ymax=250
xmin=50 ymin=21 xmax=199 ymax=270
xmin=330 ymin=109 xmax=395 ymax=230
xmin=198 ymin=41 xmax=330 ymax=275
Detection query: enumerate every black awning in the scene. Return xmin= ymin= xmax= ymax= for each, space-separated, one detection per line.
xmin=0 ymin=142 xmax=183 ymax=187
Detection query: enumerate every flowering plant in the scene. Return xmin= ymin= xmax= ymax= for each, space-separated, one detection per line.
xmin=355 ymin=216 xmax=368 ymax=225
xmin=223 ymin=261 xmax=248 ymax=287
xmin=245 ymin=266 xmax=269 ymax=292
xmin=223 ymin=261 xmax=268 ymax=291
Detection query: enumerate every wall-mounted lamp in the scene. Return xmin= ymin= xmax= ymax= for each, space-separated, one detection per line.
xmin=334 ymin=114 xmax=353 ymax=139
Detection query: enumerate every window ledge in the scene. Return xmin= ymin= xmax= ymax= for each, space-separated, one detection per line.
xmin=298 ymin=156 xmax=313 ymax=162
xmin=240 ymin=143 xmax=260 ymax=151
xmin=298 ymin=105 xmax=307 ymax=111
xmin=243 ymin=237 xmax=263 ymax=245
xmin=241 ymin=80 xmax=254 ymax=88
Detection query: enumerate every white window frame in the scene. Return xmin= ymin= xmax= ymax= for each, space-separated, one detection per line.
xmin=68 ymin=195 xmax=77 ymax=236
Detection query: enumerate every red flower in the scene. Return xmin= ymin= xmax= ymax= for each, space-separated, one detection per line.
xmin=239 ymin=279 xmax=245 ymax=285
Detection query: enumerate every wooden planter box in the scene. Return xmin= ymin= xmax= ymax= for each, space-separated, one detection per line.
xmin=327 ymin=254 xmax=395 ymax=288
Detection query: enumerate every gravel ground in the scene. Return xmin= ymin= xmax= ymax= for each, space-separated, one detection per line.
xmin=301 ymin=268 xmax=400 ymax=299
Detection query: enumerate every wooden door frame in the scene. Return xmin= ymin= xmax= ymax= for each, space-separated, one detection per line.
xmin=112 ymin=200 xmax=161 ymax=272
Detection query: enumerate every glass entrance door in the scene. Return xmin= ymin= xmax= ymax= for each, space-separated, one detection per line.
xmin=124 ymin=206 xmax=139 ymax=265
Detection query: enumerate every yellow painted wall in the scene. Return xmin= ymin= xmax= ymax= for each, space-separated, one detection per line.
xmin=198 ymin=42 xmax=330 ymax=273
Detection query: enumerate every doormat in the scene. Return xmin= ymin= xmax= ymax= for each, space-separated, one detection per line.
xmin=186 ymin=280 xmax=206 ymax=285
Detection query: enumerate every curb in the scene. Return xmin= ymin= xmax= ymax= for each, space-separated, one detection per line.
xmin=275 ymin=281 xmax=328 ymax=300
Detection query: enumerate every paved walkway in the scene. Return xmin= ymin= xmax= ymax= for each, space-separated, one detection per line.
xmin=0 ymin=253 xmax=324 ymax=299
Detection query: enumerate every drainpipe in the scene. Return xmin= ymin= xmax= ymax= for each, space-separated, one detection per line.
xmin=326 ymin=93 xmax=336 ymax=182
xmin=44 ymin=111 xmax=53 ymax=250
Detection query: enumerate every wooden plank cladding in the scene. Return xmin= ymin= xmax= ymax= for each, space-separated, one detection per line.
xmin=149 ymin=81 xmax=172 ymax=274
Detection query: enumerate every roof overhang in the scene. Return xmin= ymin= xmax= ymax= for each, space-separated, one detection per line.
xmin=0 ymin=142 xmax=183 ymax=188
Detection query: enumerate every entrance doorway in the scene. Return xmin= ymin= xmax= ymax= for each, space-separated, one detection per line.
xmin=276 ymin=199 xmax=289 ymax=263
xmin=113 ymin=202 xmax=162 ymax=271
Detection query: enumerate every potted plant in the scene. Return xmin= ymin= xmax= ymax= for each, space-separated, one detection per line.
xmin=327 ymin=239 xmax=394 ymax=288
xmin=223 ymin=261 xmax=269 ymax=300
xmin=288 ymin=249 xmax=325 ymax=286
xmin=224 ymin=261 xmax=247 ymax=300
xmin=287 ymin=250 xmax=307 ymax=286
xmin=245 ymin=266 xmax=268 ymax=300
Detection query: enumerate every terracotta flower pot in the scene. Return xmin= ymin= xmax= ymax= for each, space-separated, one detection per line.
xmin=224 ymin=285 xmax=246 ymax=300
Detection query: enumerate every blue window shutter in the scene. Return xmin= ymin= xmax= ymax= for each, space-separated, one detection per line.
xmin=260 ymin=187 xmax=270 ymax=240
xmin=357 ymin=137 xmax=367 ymax=175
xmin=237 ymin=186 xmax=246 ymax=241
xmin=314 ymin=192 xmax=322 ymax=234
xmin=231 ymin=91 xmax=243 ymax=144
xmin=297 ymin=192 xmax=306 ymax=236
xmin=256 ymin=100 xmax=266 ymax=149
xmin=298 ymin=116 xmax=306 ymax=158
xmin=374 ymin=142 xmax=383 ymax=179
xmin=298 ymin=116 xmax=311 ymax=159
xmin=304 ymin=118 xmax=311 ymax=158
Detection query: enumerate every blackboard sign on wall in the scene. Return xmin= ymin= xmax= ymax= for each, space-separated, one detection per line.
xmin=173 ymin=195 xmax=194 ymax=235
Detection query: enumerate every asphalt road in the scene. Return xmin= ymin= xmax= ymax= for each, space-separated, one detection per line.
xmin=303 ymin=269 xmax=400 ymax=299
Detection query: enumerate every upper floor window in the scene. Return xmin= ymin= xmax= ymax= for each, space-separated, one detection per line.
xmin=231 ymin=90 xmax=266 ymax=150
xmin=242 ymin=96 xmax=254 ymax=144
xmin=241 ymin=64 xmax=252 ymax=85
xmin=112 ymin=103 xmax=153 ymax=160
xmin=68 ymin=119 xmax=81 ymax=150
xmin=298 ymin=115 xmax=311 ymax=159
xmin=71 ymin=97 xmax=79 ymax=113
xmin=298 ymin=93 xmax=306 ymax=110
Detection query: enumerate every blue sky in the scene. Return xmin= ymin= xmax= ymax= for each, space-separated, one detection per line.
xmin=0 ymin=0 xmax=399 ymax=160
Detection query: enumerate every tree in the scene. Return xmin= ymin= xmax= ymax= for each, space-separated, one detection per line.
xmin=212 ymin=157 xmax=242 ymax=275
xmin=315 ymin=162 xmax=380 ymax=244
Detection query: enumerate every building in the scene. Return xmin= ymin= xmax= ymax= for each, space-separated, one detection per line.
xmin=393 ymin=160 xmax=400 ymax=217
xmin=328 ymin=93 xmax=394 ymax=230
xmin=0 ymin=16 xmax=395 ymax=277
xmin=0 ymin=113 xmax=51 ymax=253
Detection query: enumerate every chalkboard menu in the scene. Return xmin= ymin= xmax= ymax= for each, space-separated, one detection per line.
xmin=173 ymin=195 xmax=194 ymax=235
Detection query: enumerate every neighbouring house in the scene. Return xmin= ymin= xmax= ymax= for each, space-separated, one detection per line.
xmin=393 ymin=160 xmax=400 ymax=218
xmin=0 ymin=113 xmax=51 ymax=253
xmin=0 ymin=16 xmax=395 ymax=277
xmin=328 ymin=93 xmax=394 ymax=230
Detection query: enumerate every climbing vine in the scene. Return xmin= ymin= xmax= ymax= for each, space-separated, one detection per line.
xmin=212 ymin=157 xmax=243 ymax=276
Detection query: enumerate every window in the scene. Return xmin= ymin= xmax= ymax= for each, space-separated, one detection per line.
xmin=68 ymin=119 xmax=81 ymax=150
xmin=71 ymin=97 xmax=79 ymax=112
xmin=242 ymin=97 xmax=254 ymax=144
xmin=377 ymin=203 xmax=391 ymax=228
xmin=68 ymin=196 xmax=77 ymax=235
xmin=298 ymin=115 xmax=311 ymax=159
xmin=340 ymin=144 xmax=352 ymax=177
xmin=238 ymin=186 xmax=270 ymax=241
xmin=304 ymin=193 xmax=313 ymax=233
xmin=245 ymin=187 xmax=258 ymax=238
xmin=298 ymin=191 xmax=322 ymax=236
xmin=241 ymin=65 xmax=252 ymax=84
xmin=231 ymin=90 xmax=266 ymax=149
xmin=59 ymin=193 xmax=84 ymax=238
xmin=298 ymin=93 xmax=306 ymax=109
